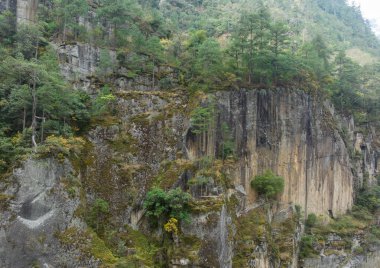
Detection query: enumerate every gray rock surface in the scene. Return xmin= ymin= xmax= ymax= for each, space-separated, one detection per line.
xmin=186 ymin=89 xmax=357 ymax=216
xmin=0 ymin=159 xmax=92 ymax=267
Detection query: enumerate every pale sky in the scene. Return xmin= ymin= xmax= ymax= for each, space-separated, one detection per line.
xmin=351 ymin=0 xmax=380 ymax=36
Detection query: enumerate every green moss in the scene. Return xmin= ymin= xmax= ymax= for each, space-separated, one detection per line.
xmin=130 ymin=113 xmax=151 ymax=126
xmin=271 ymin=215 xmax=298 ymax=264
xmin=0 ymin=193 xmax=12 ymax=210
xmin=232 ymin=208 xmax=267 ymax=266
xmin=299 ymin=235 xmax=318 ymax=258
xmin=189 ymin=197 xmax=224 ymax=214
xmin=108 ymin=132 xmax=139 ymax=155
xmin=233 ymin=206 xmax=300 ymax=266
xmin=89 ymin=230 xmax=119 ymax=265
xmin=154 ymin=159 xmax=195 ymax=189
xmin=166 ymin=235 xmax=202 ymax=264
xmin=116 ymin=90 xmax=180 ymax=101
xmin=70 ymin=139 xmax=95 ymax=174
xmin=324 ymin=249 xmax=341 ymax=256
xmin=119 ymin=226 xmax=159 ymax=267
xmin=90 ymin=114 xmax=120 ymax=128
xmin=299 ymin=211 xmax=380 ymax=260
xmin=57 ymin=227 xmax=121 ymax=266
xmin=56 ymin=227 xmax=79 ymax=245
xmin=60 ymin=172 xmax=81 ymax=199
xmin=312 ymin=215 xmax=367 ymax=237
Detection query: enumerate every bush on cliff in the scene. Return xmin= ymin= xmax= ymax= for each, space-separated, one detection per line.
xmin=143 ymin=187 xmax=191 ymax=223
xmin=251 ymin=170 xmax=284 ymax=199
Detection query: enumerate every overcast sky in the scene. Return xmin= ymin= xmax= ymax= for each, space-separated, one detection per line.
xmin=351 ymin=0 xmax=380 ymax=36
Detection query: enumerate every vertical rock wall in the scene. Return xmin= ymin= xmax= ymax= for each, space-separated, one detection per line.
xmin=0 ymin=0 xmax=38 ymax=24
xmin=186 ymin=89 xmax=355 ymax=216
xmin=16 ymin=0 xmax=37 ymax=23
xmin=0 ymin=159 xmax=91 ymax=267
xmin=0 ymin=0 xmax=16 ymax=14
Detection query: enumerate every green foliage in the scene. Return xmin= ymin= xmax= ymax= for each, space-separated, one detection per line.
xmin=193 ymin=38 xmax=224 ymax=87
xmin=355 ymin=186 xmax=380 ymax=214
xmin=190 ymin=100 xmax=215 ymax=134
xmin=251 ymin=170 xmax=284 ymax=199
xmin=218 ymin=122 xmax=234 ymax=160
xmin=306 ymin=213 xmax=317 ymax=228
xmin=351 ymin=205 xmax=374 ymax=222
xmin=299 ymin=235 xmax=317 ymax=258
xmin=97 ymin=49 xmax=114 ymax=79
xmin=37 ymin=135 xmax=85 ymax=160
xmin=15 ymin=23 xmax=44 ymax=59
xmin=87 ymin=198 xmax=110 ymax=235
xmin=143 ymin=187 xmax=191 ymax=223
xmin=0 ymin=11 xmax=15 ymax=46
xmin=90 ymin=86 xmax=117 ymax=117
xmin=51 ymin=0 xmax=89 ymax=41
xmin=0 ymin=21 xmax=91 ymax=172
xmin=0 ymin=133 xmax=29 ymax=173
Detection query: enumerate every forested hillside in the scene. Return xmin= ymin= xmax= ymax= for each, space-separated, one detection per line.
xmin=1 ymin=0 xmax=379 ymax=168
xmin=0 ymin=0 xmax=380 ymax=267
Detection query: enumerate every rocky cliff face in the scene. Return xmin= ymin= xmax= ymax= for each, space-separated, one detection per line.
xmin=55 ymin=43 xmax=377 ymax=219
xmin=16 ymin=0 xmax=37 ymax=23
xmin=0 ymin=7 xmax=379 ymax=264
xmin=0 ymin=0 xmax=16 ymax=14
xmin=0 ymin=159 xmax=95 ymax=267
xmin=187 ymin=89 xmax=355 ymax=217
xmin=56 ymin=42 xmax=177 ymax=93
xmin=0 ymin=71 xmax=378 ymax=267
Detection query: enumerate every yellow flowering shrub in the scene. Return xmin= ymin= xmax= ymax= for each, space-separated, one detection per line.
xmin=38 ymin=135 xmax=85 ymax=159
xmin=164 ymin=218 xmax=178 ymax=235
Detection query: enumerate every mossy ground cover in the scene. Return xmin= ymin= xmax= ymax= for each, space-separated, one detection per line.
xmin=189 ymin=197 xmax=225 ymax=214
xmin=300 ymin=211 xmax=379 ymax=259
xmin=57 ymin=225 xmax=161 ymax=267
xmin=232 ymin=205 xmax=299 ymax=267
xmin=232 ymin=207 xmax=267 ymax=266
xmin=153 ymin=159 xmax=195 ymax=189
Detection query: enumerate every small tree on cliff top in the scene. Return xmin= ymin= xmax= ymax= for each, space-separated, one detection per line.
xmin=251 ymin=170 xmax=284 ymax=199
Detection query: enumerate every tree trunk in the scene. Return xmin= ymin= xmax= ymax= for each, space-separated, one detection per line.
xmin=63 ymin=15 xmax=67 ymax=42
xmin=31 ymin=82 xmax=37 ymax=151
xmin=23 ymin=106 xmax=26 ymax=131
xmin=31 ymin=40 xmax=39 ymax=151
xmin=152 ymin=58 xmax=155 ymax=88
xmin=40 ymin=109 xmax=45 ymax=143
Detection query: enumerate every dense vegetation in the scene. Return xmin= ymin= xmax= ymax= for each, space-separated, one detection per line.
xmin=1 ymin=0 xmax=379 ymax=175
xmin=0 ymin=0 xmax=380 ymax=266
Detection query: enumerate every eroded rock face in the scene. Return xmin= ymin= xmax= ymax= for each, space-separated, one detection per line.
xmin=0 ymin=0 xmax=16 ymax=14
xmin=186 ymin=89 xmax=355 ymax=216
xmin=56 ymin=42 xmax=178 ymax=92
xmin=16 ymin=0 xmax=37 ymax=23
xmin=0 ymin=159 xmax=90 ymax=267
xmin=303 ymin=250 xmax=380 ymax=268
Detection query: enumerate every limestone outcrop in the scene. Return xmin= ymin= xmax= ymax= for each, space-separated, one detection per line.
xmin=186 ymin=89 xmax=357 ymax=217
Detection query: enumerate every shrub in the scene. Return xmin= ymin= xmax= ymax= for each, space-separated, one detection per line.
xmin=351 ymin=205 xmax=373 ymax=221
xmin=251 ymin=170 xmax=284 ymax=199
xmin=299 ymin=235 xmax=317 ymax=258
xmin=37 ymin=135 xmax=85 ymax=159
xmin=295 ymin=204 xmax=302 ymax=220
xmin=190 ymin=100 xmax=215 ymax=134
xmin=306 ymin=213 xmax=317 ymax=228
xmin=87 ymin=198 xmax=110 ymax=234
xmin=218 ymin=122 xmax=235 ymax=160
xmin=143 ymin=187 xmax=191 ymax=223
xmin=164 ymin=218 xmax=178 ymax=235
xmin=355 ymin=186 xmax=380 ymax=213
